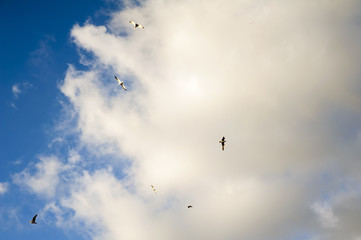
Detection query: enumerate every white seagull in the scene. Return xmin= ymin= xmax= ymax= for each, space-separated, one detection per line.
xmin=114 ymin=76 xmax=127 ymax=91
xmin=129 ymin=20 xmax=144 ymax=29
xmin=151 ymin=185 xmax=157 ymax=194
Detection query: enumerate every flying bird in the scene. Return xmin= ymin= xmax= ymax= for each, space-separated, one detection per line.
xmin=187 ymin=205 xmax=193 ymax=208
xmin=129 ymin=20 xmax=144 ymax=29
xmin=29 ymin=214 xmax=37 ymax=224
xmin=151 ymin=185 xmax=157 ymax=194
xmin=114 ymin=76 xmax=127 ymax=91
xmin=219 ymin=136 xmax=226 ymax=151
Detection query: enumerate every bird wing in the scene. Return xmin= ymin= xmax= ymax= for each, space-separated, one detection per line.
xmin=129 ymin=20 xmax=135 ymax=25
xmin=32 ymin=214 xmax=37 ymax=221
xmin=121 ymin=83 xmax=127 ymax=90
xmin=151 ymin=185 xmax=157 ymax=193
xmin=114 ymin=76 xmax=121 ymax=84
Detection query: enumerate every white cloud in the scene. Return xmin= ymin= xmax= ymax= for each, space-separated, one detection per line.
xmin=68 ymin=149 xmax=81 ymax=164
xmin=11 ymin=82 xmax=32 ymax=99
xmin=13 ymin=155 xmax=63 ymax=198
xmin=48 ymin=137 xmax=64 ymax=148
xmin=12 ymin=84 xmax=21 ymax=98
xmin=15 ymin=0 xmax=361 ymax=239
xmin=312 ymin=201 xmax=339 ymax=228
xmin=0 ymin=183 xmax=8 ymax=195
xmin=310 ymin=190 xmax=361 ymax=240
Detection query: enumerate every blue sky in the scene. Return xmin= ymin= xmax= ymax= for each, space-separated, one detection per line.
xmin=1 ymin=0 xmax=361 ymax=240
xmin=0 ymin=0 xmax=111 ymax=165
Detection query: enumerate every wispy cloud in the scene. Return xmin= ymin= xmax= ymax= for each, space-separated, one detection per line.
xmin=10 ymin=82 xmax=33 ymax=110
xmin=48 ymin=137 xmax=64 ymax=148
xmin=10 ymin=156 xmax=24 ymax=166
xmin=12 ymin=84 xmax=21 ymax=99
xmin=29 ymin=35 xmax=56 ymax=68
xmin=12 ymin=160 xmax=22 ymax=165
xmin=9 ymin=102 xmax=18 ymax=110
xmin=0 ymin=183 xmax=8 ymax=195
xmin=11 ymin=82 xmax=32 ymax=99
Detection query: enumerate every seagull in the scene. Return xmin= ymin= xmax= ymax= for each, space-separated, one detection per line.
xmin=187 ymin=205 xmax=193 ymax=208
xmin=219 ymin=136 xmax=226 ymax=151
xmin=114 ymin=76 xmax=127 ymax=91
xmin=129 ymin=20 xmax=144 ymax=29
xmin=29 ymin=214 xmax=37 ymax=224
xmin=151 ymin=185 xmax=157 ymax=194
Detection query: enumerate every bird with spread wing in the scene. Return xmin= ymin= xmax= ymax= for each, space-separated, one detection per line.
xmin=151 ymin=185 xmax=157 ymax=194
xmin=114 ymin=76 xmax=127 ymax=91
xmin=129 ymin=20 xmax=144 ymax=29
xmin=29 ymin=214 xmax=37 ymax=224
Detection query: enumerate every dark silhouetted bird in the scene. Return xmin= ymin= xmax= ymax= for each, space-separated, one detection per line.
xmin=219 ymin=136 xmax=226 ymax=151
xmin=29 ymin=214 xmax=37 ymax=224
xmin=187 ymin=205 xmax=193 ymax=208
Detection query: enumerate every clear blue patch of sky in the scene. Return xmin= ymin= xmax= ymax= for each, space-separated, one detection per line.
xmin=0 ymin=0 xmax=121 ymax=179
